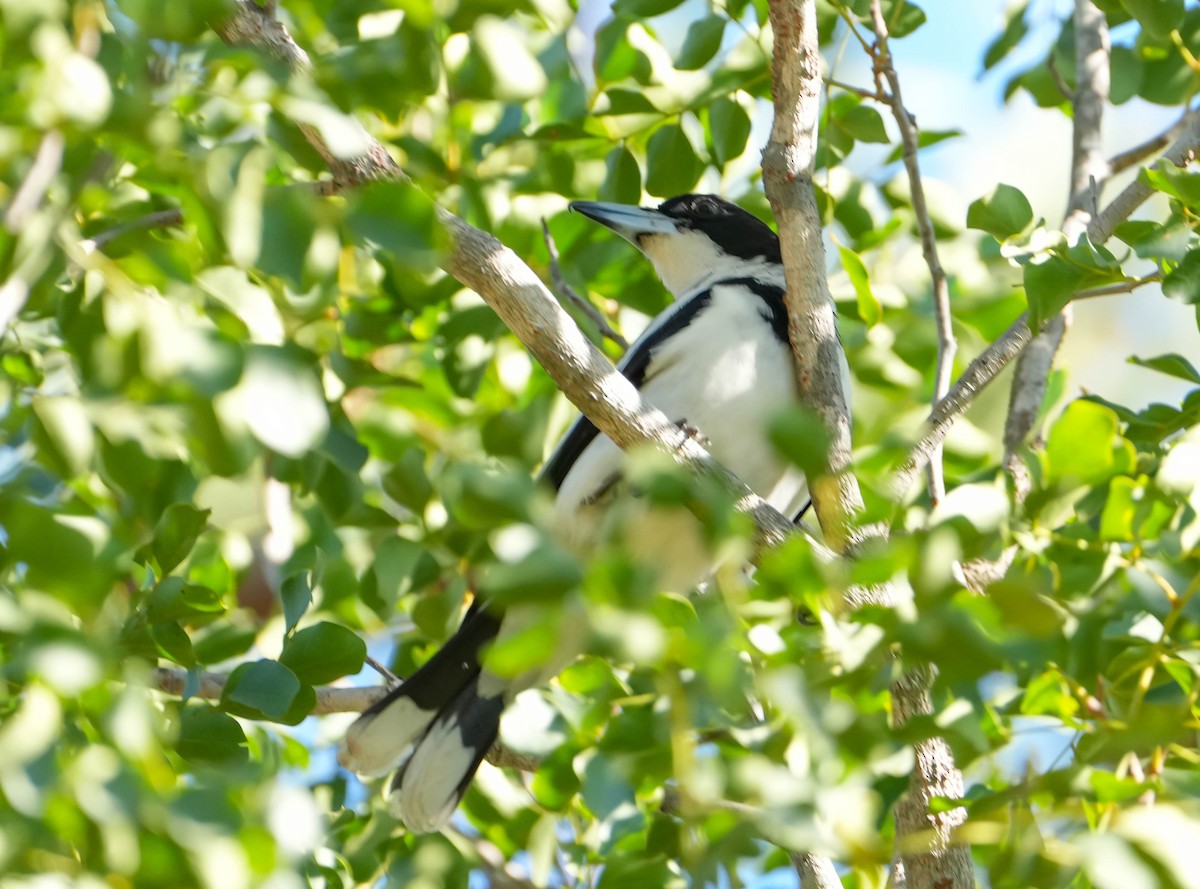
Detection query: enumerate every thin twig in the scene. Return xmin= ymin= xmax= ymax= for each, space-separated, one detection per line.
xmin=1089 ymin=108 xmax=1200 ymax=244
xmin=826 ymin=77 xmax=887 ymax=102
xmin=1108 ymin=113 xmax=1187 ymax=174
xmin=869 ymin=0 xmax=956 ymax=508
xmin=81 ymin=208 xmax=185 ymax=253
xmin=540 ymin=218 xmax=628 ymax=351
xmin=1073 ymin=272 xmax=1162 ymax=300
xmin=365 ymin=656 xmax=401 ymax=686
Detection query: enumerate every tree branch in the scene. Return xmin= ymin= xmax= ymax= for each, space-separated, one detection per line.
xmin=763 ymin=0 xmax=860 ymax=552
xmin=868 ymin=0 xmax=956 ymax=508
xmin=792 ymin=852 xmax=843 ymax=889
xmin=1108 ymin=111 xmax=1188 ymax=174
xmin=1089 ymin=108 xmax=1200 ymax=244
xmin=894 ymin=314 xmax=1032 ymax=498
xmin=1002 ymin=0 xmax=1109 ymax=497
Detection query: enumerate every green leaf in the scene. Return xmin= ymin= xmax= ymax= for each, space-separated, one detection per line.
xmin=837 ymin=243 xmax=881 ymax=325
xmin=150 ymin=621 xmax=196 ymax=668
xmin=281 ymin=571 xmax=314 ymax=634
xmin=115 ymin=0 xmax=236 ymax=42
xmin=707 ymin=96 xmax=752 ymax=167
xmin=578 ymin=752 xmax=643 ymax=854
xmin=966 ymin=183 xmax=1034 ymax=240
xmin=371 ymin=536 xmax=440 ymax=605
xmin=176 ymin=704 xmax=248 ymax=767
xmin=148 ymin=578 xmax=224 ymax=621
xmin=1100 ymin=475 xmax=1138 ymax=542
xmin=675 ymin=16 xmax=725 ymax=70
xmin=612 ymin=0 xmax=686 ymax=16
xmin=1129 ymin=353 xmax=1200 ymax=384
xmin=192 ymin=618 xmax=258 ymax=665
xmin=1142 ymin=165 xmax=1200 ymax=206
xmin=600 ymin=88 xmax=657 ymax=115
xmin=279 ymin=622 xmax=367 ymax=685
xmin=594 ymin=17 xmax=650 ymax=84
xmin=1120 ymin=0 xmax=1183 ymax=39
xmin=839 ymin=105 xmax=889 ymax=144
xmin=1024 ymin=238 xmax=1123 ymax=330
xmin=879 ymin=0 xmax=926 ymax=37
xmin=983 ymin=3 xmax=1029 ymax=71
xmin=220 ymin=660 xmax=314 ymax=725
xmin=1109 ymin=45 xmax=1144 ymax=105
xmin=1162 ymin=250 xmax=1200 ymax=304
xmin=644 ymin=124 xmax=702 ymax=197
xmin=768 ymin=407 xmax=832 ymax=480
xmin=441 ymin=463 xmax=534 ymax=528
xmin=472 ymin=16 xmax=547 ymax=102
xmin=1044 ymin=400 xmax=1136 ymax=487
xmin=152 ymin=503 xmax=211 ymax=576
xmin=600 ymin=146 xmax=642 ymax=204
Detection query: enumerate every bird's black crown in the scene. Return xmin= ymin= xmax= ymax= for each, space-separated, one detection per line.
xmin=658 ymin=194 xmax=782 ymax=265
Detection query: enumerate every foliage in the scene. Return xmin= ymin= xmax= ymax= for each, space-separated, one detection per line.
xmin=0 ymin=0 xmax=1199 ymax=887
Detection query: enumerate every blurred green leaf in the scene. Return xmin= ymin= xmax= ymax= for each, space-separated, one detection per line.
xmin=281 ymin=571 xmax=314 ymax=634
xmin=645 ymin=124 xmax=702 ymax=197
xmin=150 ymin=503 xmax=211 ymax=576
xmin=675 ymin=16 xmax=725 ymax=70
xmin=600 ymin=145 xmax=643 ymax=204
xmin=1024 ymin=238 xmax=1124 ymax=329
xmin=837 ymin=243 xmax=881 ymax=325
xmin=220 ymin=660 xmax=314 ymax=725
xmin=1128 ymin=352 xmax=1200 ymax=383
xmin=279 ymin=621 xmax=367 ymax=685
xmin=1044 ymin=400 xmax=1136 ymax=487
xmin=1162 ymin=250 xmax=1200 ymax=304
xmin=707 ymin=96 xmax=752 ymax=167
xmin=967 ymin=183 xmax=1034 ymax=240
xmin=1120 ymin=0 xmax=1184 ymax=39
xmin=176 ymin=704 xmax=249 ymax=767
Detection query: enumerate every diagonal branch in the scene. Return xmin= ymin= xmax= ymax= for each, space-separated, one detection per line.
xmin=1089 ymin=108 xmax=1200 ymax=244
xmin=210 ymin=0 xmax=801 ymax=555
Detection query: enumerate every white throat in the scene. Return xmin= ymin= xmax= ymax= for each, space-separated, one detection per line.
xmin=641 ymin=231 xmax=784 ymax=297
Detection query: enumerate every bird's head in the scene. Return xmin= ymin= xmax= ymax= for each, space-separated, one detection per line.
xmin=569 ymin=194 xmax=782 ymax=298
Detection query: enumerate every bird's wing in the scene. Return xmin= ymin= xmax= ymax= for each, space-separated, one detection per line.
xmin=540 ymin=289 xmax=714 ymax=496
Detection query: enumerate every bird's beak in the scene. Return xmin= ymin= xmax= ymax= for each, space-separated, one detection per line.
xmin=569 ymin=201 xmax=679 ymax=244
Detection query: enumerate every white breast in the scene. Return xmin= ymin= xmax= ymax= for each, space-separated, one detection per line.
xmin=552 ymin=281 xmax=804 ymax=588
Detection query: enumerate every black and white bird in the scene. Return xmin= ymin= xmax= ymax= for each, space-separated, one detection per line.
xmin=339 ymin=194 xmax=821 ymax=832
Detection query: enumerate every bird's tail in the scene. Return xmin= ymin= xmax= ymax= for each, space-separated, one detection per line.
xmin=338 ymin=605 xmax=505 ymax=832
